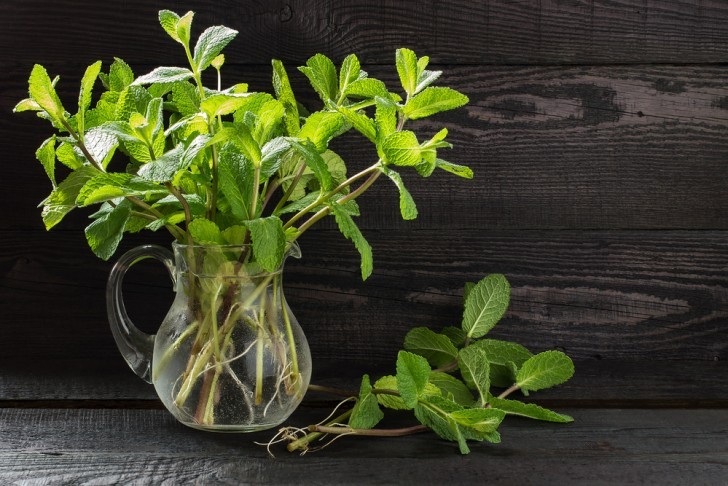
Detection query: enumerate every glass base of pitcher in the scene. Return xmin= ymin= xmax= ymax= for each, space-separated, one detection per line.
xmin=179 ymin=420 xmax=282 ymax=433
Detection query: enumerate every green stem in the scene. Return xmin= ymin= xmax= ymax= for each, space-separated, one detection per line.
xmin=306 ymin=384 xmax=357 ymax=397
xmin=497 ymin=384 xmax=520 ymax=400
xmin=309 ymin=424 xmax=428 ymax=437
xmin=287 ymin=409 xmax=353 ymax=452
xmin=280 ymin=291 xmax=300 ymax=393
xmin=250 ymin=165 xmax=261 ymax=219
xmin=273 ymin=160 xmax=308 ymax=215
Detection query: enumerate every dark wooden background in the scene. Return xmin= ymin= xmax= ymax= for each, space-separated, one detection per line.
xmin=1 ymin=1 xmax=727 ymax=482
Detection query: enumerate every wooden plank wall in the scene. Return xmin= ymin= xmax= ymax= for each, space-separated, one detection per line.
xmin=1 ymin=1 xmax=727 ymax=393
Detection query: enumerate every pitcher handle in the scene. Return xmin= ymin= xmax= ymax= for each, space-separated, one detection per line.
xmin=106 ymin=245 xmax=176 ymax=383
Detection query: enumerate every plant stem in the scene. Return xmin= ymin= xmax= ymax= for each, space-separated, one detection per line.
xmin=287 ymin=409 xmax=353 ymax=452
xmin=497 ymin=384 xmax=521 ymax=400
xmin=433 ymin=359 xmax=458 ymax=373
xmin=250 ymin=165 xmax=261 ymax=219
xmin=273 ymin=161 xmax=308 ymax=215
xmin=165 ymin=182 xmax=192 ymax=240
xmin=306 ymin=384 xmax=357 ymax=398
xmin=295 ymin=170 xmax=382 ymax=236
xmin=309 ymin=424 xmax=428 ymax=437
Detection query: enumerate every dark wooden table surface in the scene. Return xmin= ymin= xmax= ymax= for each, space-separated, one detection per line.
xmin=2 ymin=0 xmax=728 ymax=484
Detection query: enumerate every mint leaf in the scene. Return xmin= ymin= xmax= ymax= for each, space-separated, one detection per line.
xmin=218 ymin=146 xmax=254 ymax=220
xmin=171 ymin=81 xmax=200 ymax=116
xmin=271 ymin=60 xmax=300 ymax=135
xmin=457 ymin=345 xmax=491 ymax=405
xmin=429 ymin=372 xmax=475 ymax=407
xmin=489 ymin=397 xmax=573 ymax=423
xmin=246 ymin=216 xmax=286 ymax=272
xmin=85 ymin=200 xmax=132 ymax=260
xmin=375 ymin=98 xmax=397 ymax=141
xmin=373 ymin=375 xmax=439 ymax=410
xmin=76 ymin=173 xmax=165 ymax=206
xmin=188 ymin=218 xmax=223 ymax=245
xmin=413 ymin=395 xmax=464 ymax=442
xmin=28 ymin=64 xmax=66 ymax=123
xmin=252 ymin=100 xmax=284 ymax=146
xmin=467 ymin=339 xmax=532 ymax=388
xmin=415 ymin=69 xmax=442 ymax=94
xmin=395 ymin=48 xmax=418 ymax=96
xmin=108 ymin=58 xmax=134 ymax=92
xmin=441 ymin=326 xmax=466 ymax=348
xmin=404 ymin=87 xmax=469 ymax=120
xmin=395 ymin=350 xmax=431 ymax=409
xmin=336 ymin=105 xmax=377 ymax=143
xmin=193 ymin=25 xmax=238 ymax=72
xmin=338 ymin=54 xmax=361 ymax=97
xmin=35 ymin=136 xmax=56 ymax=187
xmin=462 ymin=273 xmax=510 ymax=339
xmin=329 ymin=203 xmax=373 ymax=280
xmin=345 ymin=78 xmax=390 ymax=100
xmin=220 ymin=225 xmax=246 ymax=245
xmin=56 ymin=142 xmax=84 ymax=169
xmin=158 ymin=10 xmax=182 ymax=43
xmin=403 ymin=327 xmax=458 ymax=368
xmin=463 ymin=281 xmax=476 ymax=301
xmin=176 ymin=11 xmax=194 ymax=47
xmin=381 ymin=131 xmax=421 ymax=167
xmin=200 ymin=93 xmax=251 ymax=118
xmin=436 ymin=158 xmax=473 ymax=179
xmin=212 ymin=125 xmax=262 ymax=166
xmin=299 ymin=53 xmax=338 ymax=103
xmin=132 ymin=67 xmax=194 ymax=86
xmin=13 ymin=98 xmax=41 ymax=113
xmin=449 ymin=408 xmax=505 ymax=433
xmin=137 ymin=144 xmax=187 ymax=182
xmin=349 ymin=374 xmax=384 ymax=429
xmin=298 ymin=111 xmax=345 ymax=153
xmin=516 ymin=351 xmax=575 ymax=393
xmin=289 ymin=140 xmax=334 ymax=191
xmin=381 ymin=167 xmax=418 ymax=220
xmin=78 ymin=61 xmax=102 ymax=134
xmin=260 ymin=137 xmax=292 ymax=179
xmin=41 ymin=166 xmax=96 ymax=229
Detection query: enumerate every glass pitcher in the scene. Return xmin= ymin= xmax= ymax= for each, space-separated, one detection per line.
xmin=106 ymin=242 xmax=311 ymax=432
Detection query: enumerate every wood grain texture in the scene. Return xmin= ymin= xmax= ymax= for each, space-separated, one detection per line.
xmin=1 ymin=408 xmax=726 ymax=484
xmin=2 ymin=358 xmax=726 ymax=405
xmin=2 ymin=229 xmax=726 ymax=362
xmin=2 ymin=0 xmax=728 ymax=65
xmin=4 ymin=63 xmax=728 ymax=230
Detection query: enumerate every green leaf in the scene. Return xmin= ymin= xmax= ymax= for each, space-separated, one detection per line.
xmin=336 ymin=105 xmax=377 ymax=143
xmin=212 ymin=125 xmax=262 ymax=166
xmin=449 ymin=408 xmax=505 ymax=433
xmin=137 ymin=144 xmax=187 ymax=182
xmin=76 ymin=173 xmax=165 ymax=206
xmin=260 ymin=137 xmax=292 ymax=179
xmin=466 ymin=339 xmax=533 ymax=388
xmin=329 ymin=203 xmax=373 ymax=280
xmin=428 ymin=372 xmax=475 ymax=407
xmin=176 ymin=11 xmax=194 ymax=46
xmin=516 ymin=351 xmax=575 ymax=393
xmin=13 ymin=97 xmax=42 ymax=113
xmin=373 ymin=375 xmax=440 ymax=410
xmin=381 ymin=131 xmax=421 ymax=167
xmin=35 ymin=136 xmax=56 ymax=187
xmin=193 ymin=25 xmax=238 ymax=72
xmin=200 ymin=93 xmax=252 ymax=118
xmin=415 ymin=69 xmax=442 ymax=94
xmin=436 ymin=158 xmax=473 ymax=179
xmin=289 ymin=140 xmax=334 ymax=191
xmin=395 ymin=48 xmax=418 ymax=96
xmin=404 ymin=87 xmax=469 ymax=120
xmin=252 ymin=100 xmax=285 ymax=146
xmin=299 ymin=53 xmax=338 ymax=102
xmin=56 ymin=143 xmax=84 ymax=169
xmin=158 ymin=9 xmax=182 ymax=43
xmin=489 ymin=397 xmax=573 ymax=423
xmin=171 ymin=81 xmax=200 ymax=116
xmin=463 ymin=281 xmax=476 ymax=301
xmin=132 ymin=67 xmax=194 ymax=86
xmin=403 ymin=327 xmax=458 ymax=368
xmin=441 ymin=326 xmax=466 ymax=348
xmin=413 ymin=395 xmax=467 ymax=450
xmin=338 ymin=54 xmax=361 ymax=97
xmin=345 ymin=78 xmax=390 ymax=100
xmin=211 ymin=54 xmax=225 ymax=70
xmin=457 ymin=345 xmax=491 ymax=406
xmin=28 ymin=64 xmax=65 ymax=122
xmin=271 ymin=60 xmax=300 ymax=135
xmin=188 ymin=218 xmax=223 ymax=245
xmin=348 ymin=374 xmax=384 ymax=429
xmin=78 ymin=61 xmax=102 ymax=134
xmin=41 ymin=166 xmax=97 ymax=229
xmin=220 ymin=225 xmax=246 ymax=245
xmin=395 ymin=350 xmax=431 ymax=409
xmin=462 ymin=273 xmax=510 ymax=339
xmin=107 ymin=58 xmax=134 ymax=92
xmin=298 ymin=111 xmax=345 ymax=153
xmin=381 ymin=167 xmax=418 ymax=220
xmin=218 ymin=146 xmax=254 ymax=220
xmin=85 ymin=200 xmax=132 ymax=260
xmin=246 ymin=216 xmax=286 ymax=272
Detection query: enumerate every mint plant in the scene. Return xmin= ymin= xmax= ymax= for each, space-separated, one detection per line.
xmin=271 ymin=275 xmax=575 ymax=455
xmin=15 ymin=10 xmax=473 ymax=427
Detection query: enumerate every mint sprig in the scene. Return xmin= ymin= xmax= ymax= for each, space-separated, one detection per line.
xmin=282 ymin=274 xmax=575 ymax=456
